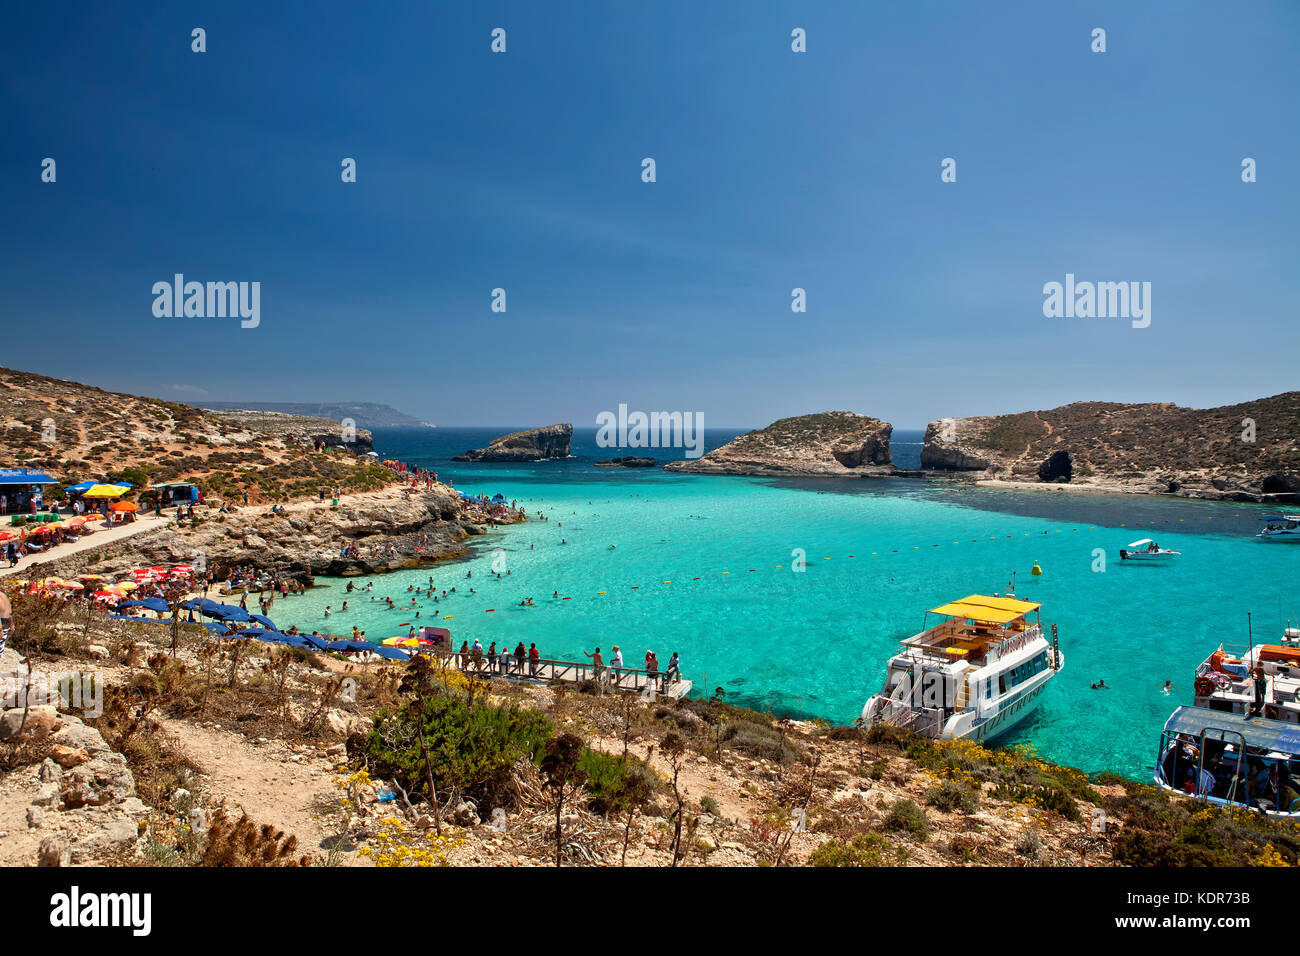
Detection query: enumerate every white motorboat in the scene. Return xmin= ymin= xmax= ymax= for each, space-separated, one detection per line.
xmin=1119 ymin=538 xmax=1180 ymax=561
xmin=1257 ymin=515 xmax=1300 ymax=540
xmin=861 ymin=592 xmax=1063 ymax=743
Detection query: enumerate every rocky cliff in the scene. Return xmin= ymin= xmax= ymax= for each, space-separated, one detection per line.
xmin=921 ymin=393 xmax=1300 ymax=500
xmin=665 ymin=412 xmax=893 ymax=477
xmin=453 ymin=424 xmax=573 ymax=462
xmin=36 ymin=486 xmax=492 ymax=583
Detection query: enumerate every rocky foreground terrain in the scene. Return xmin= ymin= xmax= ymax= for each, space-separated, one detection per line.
xmin=921 ymin=393 xmax=1300 ymax=500
xmin=454 ymin=424 xmax=573 ymax=462
xmin=3 ymin=600 xmax=1296 ymax=868
xmin=666 ymin=412 xmax=894 ymax=477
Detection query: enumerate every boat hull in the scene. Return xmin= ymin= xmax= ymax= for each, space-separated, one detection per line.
xmin=952 ymin=682 xmax=1047 ymax=743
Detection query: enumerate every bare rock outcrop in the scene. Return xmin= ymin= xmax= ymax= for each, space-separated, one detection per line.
xmin=454 ymin=424 xmax=573 ymax=462
xmin=35 ymin=486 xmax=488 ymax=582
xmin=665 ymin=412 xmax=894 ymax=477
xmin=921 ymin=393 xmax=1300 ymax=499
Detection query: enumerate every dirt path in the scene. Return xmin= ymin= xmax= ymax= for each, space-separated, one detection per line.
xmin=157 ymin=717 xmax=356 ymax=863
xmin=0 ymin=513 xmax=171 ymax=580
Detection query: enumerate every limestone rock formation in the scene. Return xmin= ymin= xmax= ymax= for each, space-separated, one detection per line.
xmin=595 ymin=457 xmax=658 ymax=468
xmin=665 ymin=412 xmax=894 ymax=477
xmin=920 ymin=393 xmax=1300 ymax=500
xmin=453 ymin=424 xmax=573 ymax=462
xmin=35 ymin=486 xmax=487 ymax=583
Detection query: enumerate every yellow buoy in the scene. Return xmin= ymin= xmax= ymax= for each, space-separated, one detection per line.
xmin=1031 ymin=563 xmax=1043 ymax=576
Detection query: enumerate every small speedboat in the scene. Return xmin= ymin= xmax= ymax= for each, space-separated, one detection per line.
xmin=1257 ymin=515 xmax=1300 ymax=540
xmin=1119 ymin=538 xmax=1181 ymax=561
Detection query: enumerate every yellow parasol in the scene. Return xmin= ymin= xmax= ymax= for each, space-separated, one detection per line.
xmin=82 ymin=484 xmax=130 ymax=499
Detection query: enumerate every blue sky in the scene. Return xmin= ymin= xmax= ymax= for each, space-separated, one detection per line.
xmin=2 ymin=1 xmax=1296 ymax=428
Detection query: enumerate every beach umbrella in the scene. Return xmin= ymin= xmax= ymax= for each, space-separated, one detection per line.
xmin=110 ymin=501 xmax=139 ymax=513
xmin=77 ymin=573 xmax=107 ymax=581
xmin=171 ymin=564 xmax=194 ymax=575
xmin=82 ymin=484 xmax=129 ymax=499
xmin=66 ymin=517 xmax=86 ymax=527
xmin=83 ymin=514 xmax=105 ymax=522
xmin=0 ymin=531 xmax=16 ymax=541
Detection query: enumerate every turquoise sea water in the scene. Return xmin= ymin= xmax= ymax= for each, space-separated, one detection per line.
xmin=272 ymin=428 xmax=1300 ymax=782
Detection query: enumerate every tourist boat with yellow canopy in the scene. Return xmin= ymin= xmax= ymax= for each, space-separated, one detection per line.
xmin=861 ymin=592 xmax=1063 ymax=742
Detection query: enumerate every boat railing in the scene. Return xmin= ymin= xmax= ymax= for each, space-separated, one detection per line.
xmin=873 ymin=698 xmax=945 ymax=736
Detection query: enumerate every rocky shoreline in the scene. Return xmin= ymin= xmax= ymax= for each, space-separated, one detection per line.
xmin=658 ymin=396 xmax=1299 ymax=503
xmin=28 ymin=485 xmax=521 ymax=587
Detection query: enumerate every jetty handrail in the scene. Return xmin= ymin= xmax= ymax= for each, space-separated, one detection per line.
xmin=443 ymin=652 xmax=682 ymax=692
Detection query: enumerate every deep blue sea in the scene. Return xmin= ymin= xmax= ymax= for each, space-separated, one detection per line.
xmin=272 ymin=426 xmax=1300 ymax=781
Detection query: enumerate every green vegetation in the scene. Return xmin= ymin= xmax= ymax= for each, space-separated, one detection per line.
xmin=882 ymin=799 xmax=929 ymax=840
xmin=925 ymin=777 xmax=981 ymax=815
xmin=1103 ymin=777 xmax=1300 ymax=866
xmin=366 ymin=695 xmax=554 ymax=810
xmin=577 ymin=748 xmax=659 ymax=816
xmin=809 ymin=833 xmax=908 ymax=867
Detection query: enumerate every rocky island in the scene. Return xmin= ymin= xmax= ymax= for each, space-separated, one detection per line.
xmin=921 ymin=392 xmax=1300 ymax=500
xmin=595 ymin=456 xmax=657 ymax=468
xmin=665 ymin=411 xmax=895 ymax=477
xmin=453 ymin=424 xmax=573 ymax=462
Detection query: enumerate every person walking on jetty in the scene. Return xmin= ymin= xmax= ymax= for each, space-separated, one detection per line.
xmin=585 ymin=647 xmax=605 ymax=683
xmin=666 ymin=652 xmax=680 ymax=683
xmin=498 ymin=645 xmax=511 ymax=677
xmin=514 ymin=641 xmax=526 ymax=675
xmin=609 ymin=646 xmax=623 ymax=683
xmin=528 ymin=642 xmax=539 ymax=677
